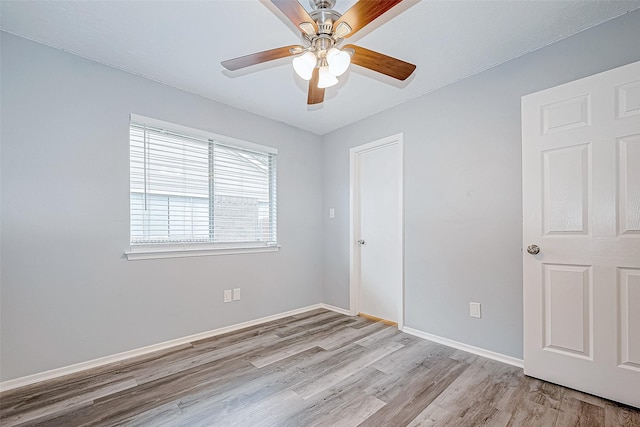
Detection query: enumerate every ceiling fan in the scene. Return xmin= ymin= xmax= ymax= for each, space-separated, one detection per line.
xmin=221 ymin=0 xmax=417 ymax=105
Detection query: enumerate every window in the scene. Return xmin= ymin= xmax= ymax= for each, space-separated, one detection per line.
xmin=127 ymin=115 xmax=277 ymax=259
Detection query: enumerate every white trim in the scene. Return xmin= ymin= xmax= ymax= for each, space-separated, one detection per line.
xmin=319 ymin=303 xmax=352 ymax=316
xmin=0 ymin=304 xmax=522 ymax=392
xmin=130 ymin=113 xmax=278 ymax=154
xmin=1 ymin=303 xmax=350 ymax=392
xmin=349 ymin=133 xmax=405 ymax=328
xmin=125 ymin=245 xmax=280 ymax=260
xmin=349 ymin=149 xmax=358 ymax=316
xmin=402 ymin=326 xmax=524 ymax=369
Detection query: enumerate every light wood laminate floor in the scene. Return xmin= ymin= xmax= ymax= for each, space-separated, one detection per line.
xmin=1 ymin=309 xmax=639 ymax=426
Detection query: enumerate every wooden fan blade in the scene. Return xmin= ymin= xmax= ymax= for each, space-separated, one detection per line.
xmin=344 ymin=44 xmax=416 ymax=80
xmin=271 ymin=0 xmax=318 ymax=34
xmin=221 ymin=45 xmax=302 ymax=71
xmin=307 ymin=68 xmax=325 ymax=105
xmin=334 ymin=0 xmax=403 ymax=38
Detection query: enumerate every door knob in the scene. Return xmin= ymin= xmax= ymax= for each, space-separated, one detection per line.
xmin=527 ymin=244 xmax=540 ymax=255
xmin=357 ymin=240 xmax=366 ymax=245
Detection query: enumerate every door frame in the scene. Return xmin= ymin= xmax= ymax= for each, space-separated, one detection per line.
xmin=349 ymin=133 xmax=405 ymax=330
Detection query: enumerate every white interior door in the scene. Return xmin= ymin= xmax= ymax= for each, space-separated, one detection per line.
xmin=522 ymin=61 xmax=640 ymax=408
xmin=350 ymin=134 xmax=403 ymax=326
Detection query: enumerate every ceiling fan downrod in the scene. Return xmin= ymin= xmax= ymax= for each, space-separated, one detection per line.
xmin=309 ymin=0 xmax=341 ymax=35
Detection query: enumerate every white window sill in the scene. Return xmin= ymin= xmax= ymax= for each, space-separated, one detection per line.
xmin=125 ymin=244 xmax=280 ymax=260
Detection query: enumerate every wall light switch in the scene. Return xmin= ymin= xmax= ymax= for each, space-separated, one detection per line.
xmin=329 ymin=208 xmax=335 ymax=219
xmin=224 ymin=290 xmax=232 ymax=303
xmin=470 ymin=302 xmax=481 ymax=318
xmin=233 ymin=288 xmax=241 ymax=301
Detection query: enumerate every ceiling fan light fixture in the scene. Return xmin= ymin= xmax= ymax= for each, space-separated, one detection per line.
xmin=326 ymin=47 xmax=350 ymax=77
xmin=292 ymin=51 xmax=317 ymax=80
xmin=318 ymin=66 xmax=339 ymax=88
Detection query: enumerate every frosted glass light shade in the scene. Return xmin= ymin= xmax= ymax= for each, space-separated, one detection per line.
xmin=292 ymin=52 xmax=316 ymax=81
xmin=318 ymin=66 xmax=338 ymax=88
xmin=326 ymin=48 xmax=350 ymax=77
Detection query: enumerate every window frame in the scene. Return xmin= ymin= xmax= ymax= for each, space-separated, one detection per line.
xmin=125 ymin=114 xmax=279 ymax=260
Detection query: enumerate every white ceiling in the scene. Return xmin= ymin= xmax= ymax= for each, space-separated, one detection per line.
xmin=2 ymin=0 xmax=639 ymax=135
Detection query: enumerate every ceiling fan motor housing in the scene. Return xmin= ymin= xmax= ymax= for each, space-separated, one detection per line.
xmin=310 ymin=9 xmax=342 ymax=35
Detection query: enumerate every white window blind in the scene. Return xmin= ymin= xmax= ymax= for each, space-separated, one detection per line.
xmin=129 ymin=118 xmax=277 ymax=248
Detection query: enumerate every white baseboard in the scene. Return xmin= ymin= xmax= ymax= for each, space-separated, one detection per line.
xmin=1 ymin=303 xmax=351 ymax=393
xmin=319 ymin=303 xmax=352 ymax=316
xmin=2 ymin=306 xmax=521 ymax=393
xmin=402 ymin=326 xmax=524 ymax=369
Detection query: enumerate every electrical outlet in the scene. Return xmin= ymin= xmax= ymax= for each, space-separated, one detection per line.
xmin=224 ymin=290 xmax=232 ymax=303
xmin=470 ymin=302 xmax=481 ymax=318
xmin=233 ymin=288 xmax=241 ymax=301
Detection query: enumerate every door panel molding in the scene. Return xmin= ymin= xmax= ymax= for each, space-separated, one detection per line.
xmin=542 ymin=143 xmax=592 ymax=236
xmin=618 ymin=134 xmax=640 ymax=235
xmin=618 ymin=267 xmax=640 ymax=371
xmin=542 ymin=263 xmax=593 ymax=359
xmin=541 ymin=94 xmax=591 ymax=135
xmin=616 ymin=79 xmax=640 ymax=119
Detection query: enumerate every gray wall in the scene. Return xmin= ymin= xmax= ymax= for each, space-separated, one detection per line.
xmin=0 ymin=33 xmax=323 ymax=381
xmin=322 ymin=10 xmax=640 ymax=359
